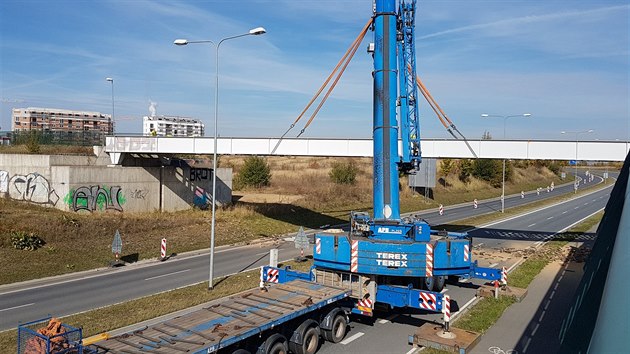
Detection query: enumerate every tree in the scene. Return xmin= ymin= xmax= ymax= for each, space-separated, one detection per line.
xmin=329 ymin=162 xmax=358 ymax=185
xmin=440 ymin=159 xmax=455 ymax=176
xmin=481 ymin=131 xmax=493 ymax=140
xmin=235 ymin=156 xmax=271 ymax=189
xmin=458 ymin=159 xmax=473 ymax=183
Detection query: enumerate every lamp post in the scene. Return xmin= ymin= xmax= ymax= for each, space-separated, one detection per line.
xmin=174 ymin=26 xmax=266 ymax=290
xmin=561 ymin=129 xmax=594 ymax=193
xmin=481 ymin=113 xmax=532 ymax=213
xmin=105 ymin=78 xmax=115 ymax=134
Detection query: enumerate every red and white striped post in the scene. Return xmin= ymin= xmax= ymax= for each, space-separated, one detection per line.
xmin=501 ymin=266 xmax=508 ymax=286
xmin=160 ymin=238 xmax=167 ymax=260
xmin=473 ymin=199 xmax=478 ymax=209
xmin=521 ymin=191 xmax=525 ymax=199
xmin=259 ymin=266 xmax=265 ymax=288
xmin=439 ymin=204 xmax=444 ymax=216
xmin=443 ymin=294 xmax=451 ymax=332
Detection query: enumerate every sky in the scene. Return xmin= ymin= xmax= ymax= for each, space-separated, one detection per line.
xmin=0 ymin=0 xmax=628 ymax=141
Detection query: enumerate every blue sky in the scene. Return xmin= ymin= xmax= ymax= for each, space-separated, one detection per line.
xmin=1 ymin=0 xmax=628 ymax=141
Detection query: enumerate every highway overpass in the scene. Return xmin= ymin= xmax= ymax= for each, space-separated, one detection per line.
xmin=104 ymin=136 xmax=628 ymax=164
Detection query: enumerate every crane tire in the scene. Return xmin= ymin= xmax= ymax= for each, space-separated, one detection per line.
xmin=322 ymin=313 xmax=347 ymax=343
xmin=433 ymin=276 xmax=446 ymax=292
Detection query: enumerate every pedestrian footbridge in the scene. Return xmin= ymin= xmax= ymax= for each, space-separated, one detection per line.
xmin=104 ymin=136 xmax=628 ymax=165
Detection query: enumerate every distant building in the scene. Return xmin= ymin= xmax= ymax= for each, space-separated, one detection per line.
xmin=143 ymin=115 xmax=204 ymax=137
xmin=11 ymin=107 xmax=113 ymax=140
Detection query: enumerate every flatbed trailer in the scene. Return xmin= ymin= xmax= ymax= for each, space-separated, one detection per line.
xmin=84 ymin=280 xmax=351 ymax=354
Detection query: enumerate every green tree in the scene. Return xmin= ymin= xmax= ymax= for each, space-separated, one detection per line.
xmin=329 ymin=162 xmax=358 ymax=185
xmin=440 ymin=159 xmax=455 ymax=176
xmin=26 ymin=130 xmax=41 ymax=153
xmin=472 ymin=159 xmax=510 ymax=187
xmin=235 ymin=156 xmax=271 ymax=189
xmin=458 ymin=159 xmax=473 ymax=183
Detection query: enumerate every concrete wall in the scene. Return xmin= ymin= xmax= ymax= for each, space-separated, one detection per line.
xmin=0 ymin=154 xmax=232 ymax=213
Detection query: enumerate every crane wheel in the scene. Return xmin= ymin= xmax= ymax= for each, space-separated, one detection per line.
xmin=433 ymin=276 xmax=446 ymax=292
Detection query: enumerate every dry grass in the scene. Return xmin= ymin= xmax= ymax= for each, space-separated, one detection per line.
xmin=0 ymin=145 xmax=93 ymax=155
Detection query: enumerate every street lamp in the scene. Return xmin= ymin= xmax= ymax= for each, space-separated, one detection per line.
xmin=174 ymin=26 xmax=266 ymax=290
xmin=561 ymin=129 xmax=594 ymax=193
xmin=105 ymin=78 xmax=115 ymax=134
xmin=481 ymin=113 xmax=532 ymax=212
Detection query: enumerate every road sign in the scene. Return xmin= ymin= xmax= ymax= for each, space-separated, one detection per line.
xmin=112 ymin=230 xmax=122 ymax=258
xmin=561 ymin=172 xmax=566 ymax=179
xmin=294 ymin=226 xmax=310 ymax=249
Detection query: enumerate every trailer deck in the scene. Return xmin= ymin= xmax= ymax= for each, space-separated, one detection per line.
xmin=85 ymin=280 xmax=349 ymax=354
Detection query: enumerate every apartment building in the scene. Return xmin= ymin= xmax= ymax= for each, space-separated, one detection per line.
xmin=12 ymin=107 xmax=113 ymax=134
xmin=143 ymin=115 xmax=204 ymax=137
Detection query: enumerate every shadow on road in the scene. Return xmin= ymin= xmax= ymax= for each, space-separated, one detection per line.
xmin=236 ymin=202 xmax=349 ymax=229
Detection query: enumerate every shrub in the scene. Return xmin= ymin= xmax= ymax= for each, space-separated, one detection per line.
xmin=472 ymin=159 xmax=503 ymax=187
xmin=440 ymin=159 xmax=455 ymax=176
xmin=10 ymin=231 xmax=45 ymax=250
xmin=329 ymin=162 xmax=358 ymax=185
xmin=234 ymin=156 xmax=271 ymax=189
xmin=458 ymin=159 xmax=473 ymax=183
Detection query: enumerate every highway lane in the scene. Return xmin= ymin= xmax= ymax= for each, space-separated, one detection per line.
xmin=0 ymin=241 xmax=305 ymax=330
xmin=0 ymin=171 xmax=609 ymax=331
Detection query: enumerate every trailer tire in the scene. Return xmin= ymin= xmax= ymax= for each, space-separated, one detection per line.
xmin=424 ymin=276 xmax=435 ymax=291
xmin=257 ymin=333 xmax=288 ymax=354
xmin=322 ymin=313 xmax=347 ymax=343
xmin=289 ymin=326 xmax=320 ymax=354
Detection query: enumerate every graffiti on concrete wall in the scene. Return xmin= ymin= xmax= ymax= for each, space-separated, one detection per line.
xmin=190 ymin=168 xmax=211 ymax=181
xmin=193 ymin=187 xmax=211 ymax=209
xmin=1 ymin=171 xmax=59 ymax=205
xmin=0 ymin=170 xmax=8 ymax=193
xmin=128 ymin=189 xmax=149 ymax=200
xmin=64 ymin=185 xmax=126 ymax=212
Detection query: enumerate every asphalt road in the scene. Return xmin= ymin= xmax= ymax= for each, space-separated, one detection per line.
xmin=0 ymin=171 xmax=610 ymax=332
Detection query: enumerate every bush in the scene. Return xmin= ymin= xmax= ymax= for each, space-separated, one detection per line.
xmin=329 ymin=162 xmax=358 ymax=185
xmin=472 ymin=159 xmax=503 ymax=187
xmin=458 ymin=159 xmax=473 ymax=183
xmin=11 ymin=231 xmax=45 ymax=250
xmin=440 ymin=159 xmax=455 ymax=176
xmin=234 ymin=156 xmax=271 ymax=189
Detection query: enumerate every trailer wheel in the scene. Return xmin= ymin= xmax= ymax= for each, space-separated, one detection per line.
xmin=231 ymin=350 xmax=251 ymax=354
xmin=289 ymin=326 xmax=320 ymax=354
xmin=258 ymin=333 xmax=288 ymax=354
xmin=322 ymin=313 xmax=347 ymax=343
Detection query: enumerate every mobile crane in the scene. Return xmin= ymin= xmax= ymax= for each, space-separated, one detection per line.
xmin=22 ymin=1 xmax=504 ymax=354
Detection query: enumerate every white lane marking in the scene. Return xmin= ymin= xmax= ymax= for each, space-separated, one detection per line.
xmin=405 ymin=347 xmax=423 ymax=354
xmin=532 ymin=323 xmax=540 ymax=336
xmin=453 ymin=296 xmax=477 ymax=315
xmin=574 ymin=207 xmax=579 ymax=210
xmin=477 ymin=243 xmax=484 ymax=247
xmin=340 ymin=332 xmax=364 ymax=345
xmin=489 ymin=263 xmax=499 ymax=268
xmin=584 ymin=203 xmax=589 ymax=206
xmin=0 ymin=303 xmax=35 ymax=312
xmin=562 ymin=211 xmax=568 ymax=214
xmin=441 ymin=288 xmax=449 ymax=294
xmin=144 ymin=269 xmax=190 ymax=281
xmin=255 ymin=251 xmax=269 ymax=256
xmin=472 ymin=186 xmax=612 ymax=231
xmin=592 ymin=199 xmax=597 ymax=202
xmin=528 ymin=223 xmax=536 ymax=227
xmin=547 ymin=217 xmax=554 ymax=220
xmin=378 ymin=314 xmax=398 ymax=324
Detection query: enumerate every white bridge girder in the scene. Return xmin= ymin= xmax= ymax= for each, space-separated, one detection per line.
xmin=105 ymin=136 xmax=629 ymax=164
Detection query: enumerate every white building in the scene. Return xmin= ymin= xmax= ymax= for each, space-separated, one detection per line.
xmin=143 ymin=115 xmax=205 ymax=137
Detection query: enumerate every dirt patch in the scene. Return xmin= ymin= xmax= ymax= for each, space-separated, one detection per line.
xmin=233 ymin=193 xmax=304 ymax=204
